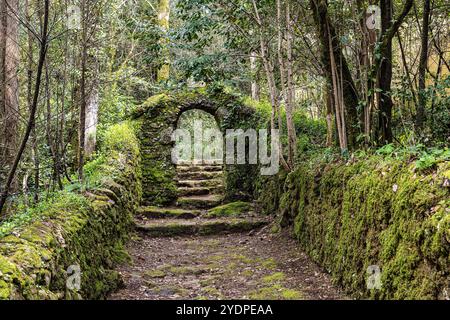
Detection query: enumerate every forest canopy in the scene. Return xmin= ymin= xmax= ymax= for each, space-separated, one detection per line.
xmin=0 ymin=0 xmax=448 ymax=216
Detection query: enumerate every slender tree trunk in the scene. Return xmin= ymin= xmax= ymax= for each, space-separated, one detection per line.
xmin=85 ymin=80 xmax=99 ymax=157
xmin=252 ymin=0 xmax=290 ymax=172
xmin=45 ymin=62 xmax=63 ymax=190
xmin=157 ymin=0 xmax=170 ymax=81
xmin=0 ymin=0 xmax=50 ymax=215
xmin=377 ymin=0 xmax=394 ymax=144
xmin=285 ymin=1 xmax=297 ymax=163
xmin=78 ymin=0 xmax=88 ymax=181
xmin=0 ymin=0 xmax=19 ymax=189
xmin=358 ymin=0 xmax=377 ymax=144
xmin=276 ymin=0 xmax=296 ymax=167
xmin=26 ymin=0 xmax=40 ymax=202
xmin=328 ymin=21 xmax=347 ymax=151
xmin=325 ymin=85 xmax=334 ymax=147
xmin=250 ymin=52 xmax=259 ymax=100
xmin=416 ymin=0 xmax=430 ymax=131
xmin=369 ymin=0 xmax=413 ymax=144
xmin=310 ymin=0 xmax=359 ymax=148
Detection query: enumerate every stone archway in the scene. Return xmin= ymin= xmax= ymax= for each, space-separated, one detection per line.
xmin=132 ymin=87 xmax=261 ymax=206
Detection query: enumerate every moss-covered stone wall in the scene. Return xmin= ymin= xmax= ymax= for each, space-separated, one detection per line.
xmin=0 ymin=122 xmax=141 ymax=300
xmin=133 ymin=86 xmax=267 ymax=205
xmin=261 ymin=157 xmax=449 ymax=299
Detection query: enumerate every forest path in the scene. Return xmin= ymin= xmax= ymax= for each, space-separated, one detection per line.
xmin=109 ymin=164 xmax=347 ymax=300
xmin=109 ymin=229 xmax=346 ymax=300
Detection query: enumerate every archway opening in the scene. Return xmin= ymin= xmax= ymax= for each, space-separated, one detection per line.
xmin=174 ymin=109 xmax=223 ymax=165
xmin=174 ymin=109 xmax=224 ymax=205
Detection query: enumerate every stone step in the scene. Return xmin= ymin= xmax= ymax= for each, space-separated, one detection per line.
xmin=177 ymin=179 xmax=223 ymax=188
xmin=176 ymin=165 xmax=223 ymax=173
xmin=178 ymin=186 xmax=223 ymax=197
xmin=177 ymin=194 xmax=223 ymax=209
xmin=137 ymin=206 xmax=200 ymax=219
xmin=177 ymin=171 xmax=223 ymax=180
xmin=176 ymin=160 xmax=222 ymax=166
xmin=135 ymin=218 xmax=269 ymax=237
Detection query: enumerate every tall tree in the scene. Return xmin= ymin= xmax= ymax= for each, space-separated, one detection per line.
xmin=0 ymin=0 xmax=19 ymax=185
xmin=157 ymin=0 xmax=170 ymax=81
xmin=78 ymin=0 xmax=88 ymax=181
xmin=416 ymin=0 xmax=431 ymax=131
xmin=0 ymin=0 xmax=50 ymax=215
xmin=370 ymin=0 xmax=413 ymax=144
xmin=309 ymin=0 xmax=360 ymax=149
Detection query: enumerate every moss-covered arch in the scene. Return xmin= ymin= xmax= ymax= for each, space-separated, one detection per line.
xmin=132 ymin=86 xmax=266 ymax=206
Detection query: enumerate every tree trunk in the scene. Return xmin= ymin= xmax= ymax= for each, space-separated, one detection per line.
xmin=0 ymin=0 xmax=19 ymax=189
xmin=250 ymin=52 xmax=259 ymax=100
xmin=325 ymin=85 xmax=334 ymax=147
xmin=252 ymin=0 xmax=290 ymax=172
xmin=377 ymin=0 xmax=394 ymax=144
xmin=25 ymin=0 xmax=40 ymax=201
xmin=85 ymin=86 xmax=99 ymax=157
xmin=310 ymin=0 xmax=360 ymax=149
xmin=157 ymin=0 xmax=170 ymax=81
xmin=416 ymin=0 xmax=430 ymax=131
xmin=369 ymin=0 xmax=413 ymax=144
xmin=78 ymin=0 xmax=88 ymax=181
xmin=0 ymin=0 xmax=49 ymax=215
xmin=285 ymin=1 xmax=297 ymax=164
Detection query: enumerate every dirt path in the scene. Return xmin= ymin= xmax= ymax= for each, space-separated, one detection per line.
xmin=109 ymin=228 xmax=347 ymax=300
xmin=110 ymin=164 xmax=347 ymax=300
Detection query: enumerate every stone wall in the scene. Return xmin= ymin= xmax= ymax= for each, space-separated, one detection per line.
xmin=133 ymin=86 xmax=266 ymax=205
xmin=260 ymin=157 xmax=449 ymax=299
xmin=0 ymin=122 xmax=141 ymax=300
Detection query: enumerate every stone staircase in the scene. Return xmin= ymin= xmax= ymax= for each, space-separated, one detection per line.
xmin=176 ymin=163 xmax=224 ymax=209
xmin=134 ymin=163 xmax=269 ymax=237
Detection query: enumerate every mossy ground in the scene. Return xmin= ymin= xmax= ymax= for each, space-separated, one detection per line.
xmin=109 ymin=229 xmax=345 ymax=300
xmin=206 ymin=201 xmax=253 ymax=218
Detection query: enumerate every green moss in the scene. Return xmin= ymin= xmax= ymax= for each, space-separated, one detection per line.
xmin=248 ymin=284 xmax=303 ymax=300
xmin=241 ymin=270 xmax=254 ymax=277
xmin=270 ymin=156 xmax=450 ymax=300
xmin=135 ymin=86 xmax=267 ymax=205
xmin=144 ymin=270 xmax=167 ymax=279
xmin=259 ymin=258 xmax=277 ymax=270
xmin=167 ymin=265 xmax=210 ymax=276
xmin=206 ymin=202 xmax=253 ymax=218
xmin=201 ymin=286 xmax=223 ymax=298
xmin=262 ymin=272 xmax=285 ymax=284
xmin=137 ymin=206 xmax=199 ymax=219
xmin=230 ymin=254 xmax=254 ymax=265
xmin=0 ymin=121 xmax=142 ymax=300
xmin=281 ymin=289 xmax=303 ymax=300
xmin=136 ymin=219 xmax=267 ymax=237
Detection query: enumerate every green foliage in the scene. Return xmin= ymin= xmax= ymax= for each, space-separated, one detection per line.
xmin=173 ymin=0 xmax=251 ymax=85
xmin=0 ymin=192 xmax=88 ymax=239
xmin=101 ymin=122 xmax=140 ymax=156
xmin=0 ymin=120 xmax=142 ymax=300
xmin=415 ymin=148 xmax=450 ymax=171
xmin=376 ymin=143 xmax=396 ymax=156
xmin=427 ymin=75 xmax=450 ymax=143
xmin=84 ymin=122 xmax=141 ymax=189
xmin=177 ymin=109 xmax=220 ymax=156
xmin=372 ymin=143 xmax=450 ymax=172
